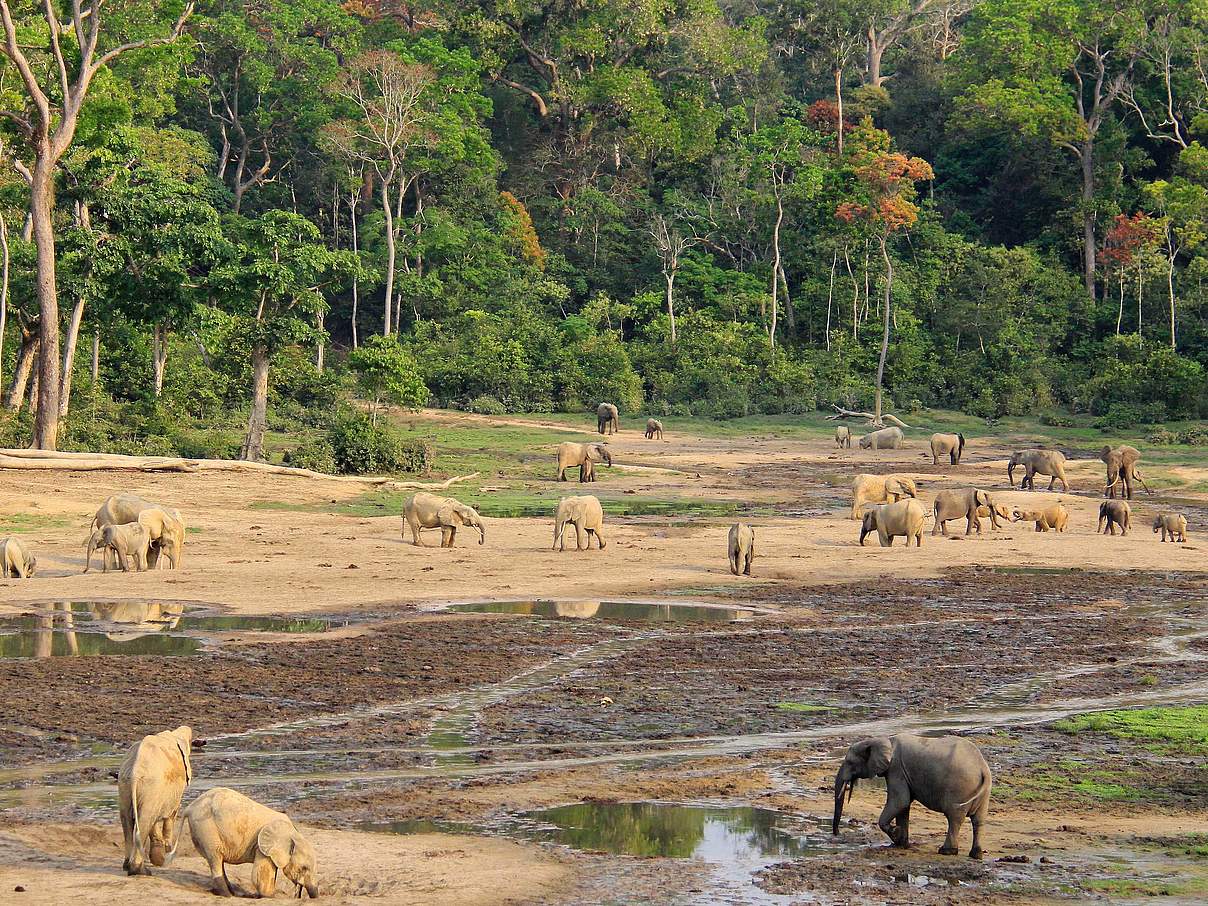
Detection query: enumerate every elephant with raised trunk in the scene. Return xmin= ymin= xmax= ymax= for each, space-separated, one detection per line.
xmin=930 ymin=432 xmax=965 ymax=465
xmin=1007 ymin=449 xmax=1069 ymax=492
xmin=833 ymin=733 xmax=992 ymax=859
xmin=597 ymin=402 xmax=619 ymax=435
xmin=556 ymin=441 xmax=612 ymax=482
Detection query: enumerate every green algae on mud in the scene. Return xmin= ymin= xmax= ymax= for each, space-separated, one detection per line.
xmin=1054 ymin=706 xmax=1208 ymax=755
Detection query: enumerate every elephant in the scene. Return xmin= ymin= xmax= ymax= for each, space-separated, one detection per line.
xmin=832 ymin=733 xmax=992 ymax=859
xmin=597 ymin=402 xmax=619 ymax=435
xmin=850 ymin=473 xmax=918 ymax=520
xmin=93 ymin=495 xmax=184 ymax=569
xmin=930 ymin=432 xmax=965 ymax=465
xmin=728 ymin=522 xmax=755 ymax=576
xmin=556 ymin=441 xmax=613 ymax=483
xmin=553 ymin=495 xmax=606 ymax=551
xmin=859 ymin=499 xmax=925 ymax=547
xmin=553 ymin=601 xmax=602 ymax=618
xmin=178 ymin=787 xmax=319 ymax=899
xmin=932 ymin=488 xmax=1001 ymax=536
xmin=1011 ymin=503 xmax=1069 ymax=532
xmin=1098 ymin=500 xmax=1132 ymax=535
xmin=1153 ymin=513 xmax=1188 ymax=542
xmin=1007 ymin=449 xmax=1069 ymax=492
xmin=835 ymin=426 xmax=852 ymax=448
xmin=118 ymin=725 xmax=195 ymax=876
xmin=976 ymin=502 xmax=1012 ymax=526
xmin=645 ymin=418 xmax=664 ymax=440
xmin=1101 ymin=445 xmax=1150 ymax=499
xmin=0 ymin=536 xmax=36 ymax=578
xmin=403 ymin=493 xmax=485 ymax=547
xmin=859 ymin=426 xmax=904 ymax=450
xmin=84 ymin=522 xmax=151 ymax=573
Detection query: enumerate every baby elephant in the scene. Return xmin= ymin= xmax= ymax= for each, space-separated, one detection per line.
xmin=833 ymin=733 xmax=991 ymax=858
xmin=645 ymin=418 xmax=664 ymax=440
xmin=0 ymin=536 xmax=36 ymax=578
xmin=85 ymin=522 xmax=151 ymax=572
xmin=834 ymin=426 xmax=852 ymax=448
xmin=1099 ymin=500 xmax=1132 ymax=536
xmin=181 ymin=787 xmax=319 ymax=898
xmin=1012 ymin=503 xmax=1069 ymax=533
xmin=1153 ymin=512 xmax=1188 ymax=542
xmin=728 ymin=523 xmax=755 ymax=576
xmin=553 ymin=495 xmax=606 ymax=551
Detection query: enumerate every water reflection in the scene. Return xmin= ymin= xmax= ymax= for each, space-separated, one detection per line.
xmin=0 ymin=603 xmax=202 ymax=658
xmin=449 ymin=600 xmax=755 ymax=623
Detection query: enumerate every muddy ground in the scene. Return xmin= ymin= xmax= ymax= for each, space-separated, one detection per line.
xmin=1 ymin=412 xmax=1206 ymax=904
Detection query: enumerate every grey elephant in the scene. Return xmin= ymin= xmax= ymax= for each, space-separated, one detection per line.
xmin=850 ymin=474 xmax=918 ymax=519
xmin=597 ymin=402 xmax=619 ymax=435
xmin=932 ymin=488 xmax=1000 ymax=536
xmin=1101 ymin=445 xmax=1150 ymax=499
xmin=728 ymin=522 xmax=755 ymax=576
xmin=835 ymin=426 xmax=852 ymax=448
xmin=859 ymin=499 xmax=925 ymax=547
xmin=930 ymin=432 xmax=965 ymax=465
xmin=0 ymin=536 xmax=36 ymax=578
xmin=859 ymin=426 xmax=904 ymax=450
xmin=1153 ymin=512 xmax=1188 ymax=542
xmin=119 ymin=725 xmax=195 ymax=875
xmin=645 ymin=418 xmax=664 ymax=439
xmin=556 ymin=441 xmax=612 ymax=482
xmin=84 ymin=522 xmax=152 ymax=572
xmin=178 ymin=787 xmax=319 ymax=898
xmin=554 ymin=495 xmax=606 ymax=550
xmin=403 ymin=492 xmax=485 ymax=547
xmin=1098 ymin=499 xmax=1131 ymax=535
xmin=833 ymin=733 xmax=992 ymax=859
xmin=1007 ymin=449 xmax=1069 ymax=492
xmin=92 ymin=494 xmax=185 ymax=569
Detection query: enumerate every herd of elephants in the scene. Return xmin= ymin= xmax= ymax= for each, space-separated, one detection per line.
xmin=0 ymin=403 xmax=1192 ymax=898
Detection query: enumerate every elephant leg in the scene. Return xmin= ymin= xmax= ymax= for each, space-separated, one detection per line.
xmin=207 ymin=857 xmax=234 ymax=897
xmin=743 ymin=551 xmax=752 ymax=576
xmin=575 ymin=522 xmax=586 ymax=551
xmin=931 ymin=518 xmax=942 ymax=537
xmin=969 ymin=811 xmax=985 ymax=859
xmin=878 ymin=789 xmax=912 ymax=848
xmin=729 ymin=553 xmax=739 ymax=575
xmin=939 ymin=812 xmax=961 ymax=855
xmin=558 ymin=466 xmax=567 ymax=481
xmin=120 ymin=807 xmax=134 ymax=873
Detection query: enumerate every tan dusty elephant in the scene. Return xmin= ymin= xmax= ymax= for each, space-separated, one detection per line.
xmin=930 ymin=433 xmax=965 ymax=465
xmin=859 ymin=426 xmax=904 ymax=450
xmin=1011 ymin=503 xmax=1069 ymax=532
xmin=403 ymin=493 xmax=485 ymax=547
xmin=118 ymin=725 xmax=195 ymax=876
xmin=1153 ymin=513 xmax=1188 ymax=542
xmin=835 ymin=426 xmax=852 ymax=448
xmin=1098 ymin=500 xmax=1131 ymax=535
xmin=0 ymin=535 xmax=36 ymax=578
xmin=93 ymin=495 xmax=185 ymax=569
xmin=553 ymin=496 xmax=606 ymax=551
xmin=645 ymin=418 xmax=664 ymax=439
xmin=553 ymin=601 xmax=602 ymax=618
xmin=932 ymin=488 xmax=1000 ymax=536
xmin=850 ymin=474 xmax=918 ymax=520
xmin=1007 ymin=450 xmax=1069 ymax=492
xmin=728 ymin=522 xmax=755 ymax=576
xmin=178 ymin=787 xmax=319 ymax=899
xmin=1101 ymin=445 xmax=1150 ymax=499
xmin=84 ymin=522 xmax=152 ymax=573
xmin=556 ymin=441 xmax=612 ymax=482
xmin=859 ymin=499 xmax=925 ymax=547
xmin=597 ymin=402 xmax=619 ymax=435
xmin=976 ymin=502 xmax=1012 ymax=525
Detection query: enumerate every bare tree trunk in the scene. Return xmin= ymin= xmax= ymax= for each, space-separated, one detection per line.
xmin=91 ymin=330 xmax=99 ymax=384
xmin=349 ymin=189 xmax=360 ymax=349
xmin=0 ymin=212 xmax=7 ymax=386
xmin=5 ymin=330 xmax=36 ymax=410
xmin=1167 ymin=245 xmax=1177 ymax=349
xmin=316 ymin=311 xmax=325 ymax=373
xmin=834 ymin=67 xmax=844 ymax=155
xmin=381 ymin=181 xmax=395 ymax=336
xmin=874 ymin=236 xmax=893 ymax=422
xmin=240 ymin=344 xmax=270 ymax=461
xmin=664 ymin=270 xmax=677 ymax=345
xmin=151 ymin=323 xmax=168 ymax=397
xmin=1137 ymin=259 xmax=1143 ymax=337
xmin=1080 ymin=140 xmax=1097 ymax=300
xmin=1116 ymin=271 xmax=1124 ymax=335
xmin=30 ymin=162 xmax=61 ymax=449
xmin=59 ymin=295 xmax=86 ymax=417
xmin=845 ymin=245 xmax=858 ymax=338
xmin=826 ymin=250 xmax=837 ymax=350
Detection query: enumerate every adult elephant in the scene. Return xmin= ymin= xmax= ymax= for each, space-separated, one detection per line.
xmin=859 ymin=426 xmax=904 ymax=450
xmin=930 ymin=432 xmax=965 ymax=465
xmin=849 ymin=474 xmax=918 ymax=520
xmin=1100 ymin=445 xmax=1150 ymax=499
xmin=403 ymin=493 xmax=486 ymax=547
xmin=1007 ymin=449 xmax=1069 ymax=492
xmin=597 ymin=402 xmax=619 ymax=435
xmin=93 ymin=495 xmax=185 ymax=569
xmin=859 ymin=499 xmax=925 ymax=547
xmin=932 ymin=488 xmax=1001 ymax=536
xmin=833 ymin=733 xmax=992 ymax=859
xmin=556 ymin=442 xmax=612 ymax=482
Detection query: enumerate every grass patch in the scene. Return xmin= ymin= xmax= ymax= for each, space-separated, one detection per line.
xmin=775 ymin=702 xmax=840 ymax=713
xmin=0 ymin=513 xmax=73 ymax=533
xmin=999 ymin=768 xmax=1149 ymax=804
xmin=1053 ymin=706 xmax=1208 ymax=755
xmin=1080 ymin=877 xmax=1208 ymax=897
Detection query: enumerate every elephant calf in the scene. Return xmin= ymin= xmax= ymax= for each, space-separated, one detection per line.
xmin=180 ymin=787 xmax=319 ymax=898
xmin=85 ymin=522 xmax=152 ymax=573
xmin=0 ymin=536 xmax=36 ymax=578
xmin=859 ymin=426 xmax=904 ymax=450
xmin=850 ymin=473 xmax=918 ymax=520
xmin=728 ymin=522 xmax=754 ymax=576
xmin=554 ymin=495 xmax=606 ymax=551
xmin=859 ymin=499 xmax=924 ymax=547
xmin=1098 ymin=500 xmax=1132 ymax=535
xmin=835 ymin=426 xmax=852 ymax=448
xmin=932 ymin=488 xmax=1000 ymax=536
xmin=1012 ymin=503 xmax=1069 ymax=533
xmin=118 ymin=725 xmax=195 ymax=876
xmin=833 ymin=733 xmax=992 ymax=859
xmin=1153 ymin=512 xmax=1188 ymax=542
xmin=645 ymin=418 xmax=664 ymax=440
xmin=403 ymin=493 xmax=486 ymax=547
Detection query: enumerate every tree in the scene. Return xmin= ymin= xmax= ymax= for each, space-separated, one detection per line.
xmin=0 ymin=0 xmax=192 ymax=449
xmin=348 ymin=333 xmax=427 ymax=424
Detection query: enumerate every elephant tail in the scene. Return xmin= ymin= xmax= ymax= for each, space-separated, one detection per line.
xmin=131 ymin=777 xmax=146 ymax=867
xmin=954 ymin=766 xmax=992 ymax=815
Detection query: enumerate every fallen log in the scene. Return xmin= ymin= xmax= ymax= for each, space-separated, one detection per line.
xmin=822 ymin=405 xmax=912 ymax=429
xmin=0 ymin=453 xmax=197 ymax=472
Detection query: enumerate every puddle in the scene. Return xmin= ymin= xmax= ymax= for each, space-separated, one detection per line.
xmin=446 ymin=600 xmax=757 ymax=623
xmin=0 ymin=627 xmax=202 ymax=658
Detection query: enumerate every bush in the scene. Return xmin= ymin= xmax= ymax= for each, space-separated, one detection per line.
xmin=467 ymin=394 xmax=507 ymax=415
xmin=326 ymin=412 xmax=431 ymax=475
xmin=1181 ymin=424 xmax=1208 ymax=445
xmin=284 ymin=437 xmax=338 ymax=473
xmin=1146 ymin=427 xmax=1181 ymax=445
xmin=1093 ymin=401 xmax=1167 ymax=430
xmin=1040 ymin=411 xmax=1075 ymax=427
xmin=170 ymin=430 xmax=241 ymax=460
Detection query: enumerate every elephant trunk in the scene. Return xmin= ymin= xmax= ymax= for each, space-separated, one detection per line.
xmin=832 ymin=768 xmax=854 ymax=835
xmin=306 ymin=882 xmax=319 ymax=898
xmin=477 ymin=522 xmax=486 ymax=545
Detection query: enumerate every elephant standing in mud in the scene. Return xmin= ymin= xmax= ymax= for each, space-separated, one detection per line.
xmin=597 ymin=402 xmax=619 ymax=435
xmin=403 ymin=493 xmax=486 ymax=547
xmin=1098 ymin=500 xmax=1132 ymax=535
xmin=859 ymin=426 xmax=904 ymax=450
xmin=932 ymin=488 xmax=1001 ymax=536
xmin=728 ymin=522 xmax=755 ymax=576
xmin=1101 ymin=445 xmax=1150 ymax=499
xmin=850 ymin=474 xmax=918 ymax=520
xmin=859 ymin=499 xmax=925 ymax=547
xmin=556 ymin=442 xmax=612 ymax=483
xmin=1007 ymin=450 xmax=1069 ymax=493
xmin=930 ymin=432 xmax=965 ymax=465
xmin=118 ymin=725 xmax=196 ymax=876
xmin=833 ymin=733 xmax=992 ymax=859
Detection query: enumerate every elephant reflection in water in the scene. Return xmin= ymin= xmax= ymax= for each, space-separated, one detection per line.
xmin=33 ymin=603 xmax=81 ymax=658
xmin=88 ymin=601 xmax=185 ymax=637
xmin=553 ymin=601 xmax=602 ymax=619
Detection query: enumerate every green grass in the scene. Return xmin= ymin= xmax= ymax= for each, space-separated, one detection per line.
xmin=1053 ymin=706 xmax=1208 ymax=755
xmin=0 ymin=513 xmax=73 ymax=533
xmin=774 ymin=702 xmax=840 ymax=713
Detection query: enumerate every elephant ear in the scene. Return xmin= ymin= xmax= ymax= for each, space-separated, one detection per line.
xmin=975 ymin=490 xmax=990 ymax=507
xmin=257 ymin=819 xmax=296 ymax=870
xmin=864 ymin=737 xmax=893 ymax=776
xmin=436 ymin=504 xmax=463 ymax=526
xmin=884 ymin=479 xmax=902 ymax=496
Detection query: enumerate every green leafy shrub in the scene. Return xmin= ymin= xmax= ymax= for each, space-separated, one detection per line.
xmin=325 ymin=411 xmax=431 ymax=475
xmin=467 ymin=394 xmax=507 ymax=415
xmin=1093 ymin=401 xmax=1168 ymax=430
xmin=1147 ymin=428 xmax=1181 ymax=445
xmin=170 ymin=430 xmax=241 ymax=460
xmin=1040 ymin=411 xmax=1075 ymax=427
xmin=1181 ymin=424 xmax=1208 ymax=445
xmin=284 ymin=437 xmax=338 ymax=473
